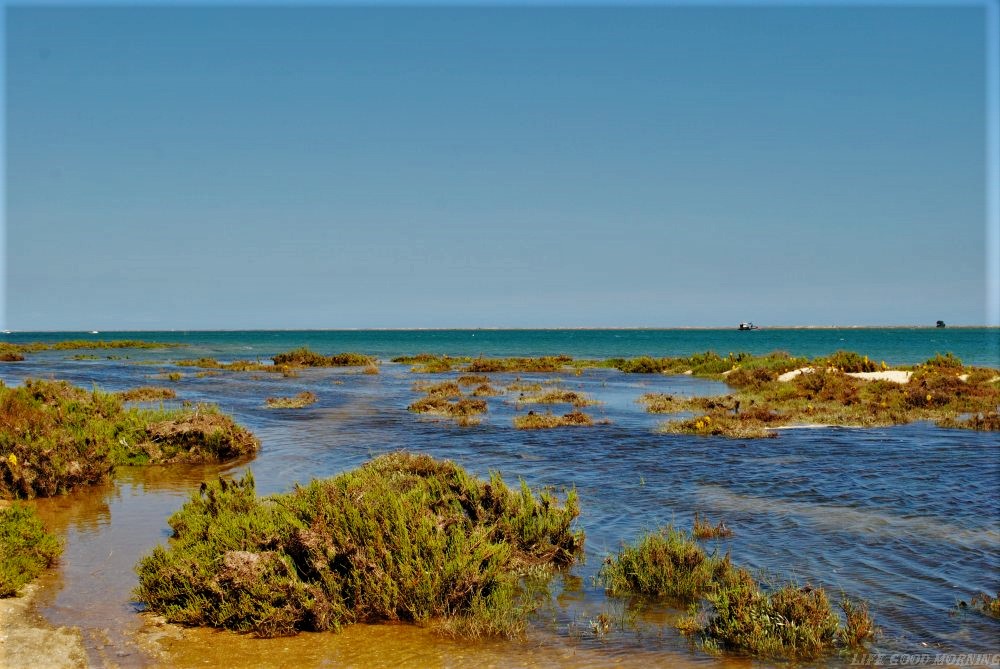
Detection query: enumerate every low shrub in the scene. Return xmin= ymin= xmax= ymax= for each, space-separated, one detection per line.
xmin=134 ymin=452 xmax=583 ymax=638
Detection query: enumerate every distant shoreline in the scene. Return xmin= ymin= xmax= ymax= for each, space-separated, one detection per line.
xmin=2 ymin=326 xmax=999 ymax=334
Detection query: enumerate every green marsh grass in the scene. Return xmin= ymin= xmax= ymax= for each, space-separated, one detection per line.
xmin=134 ymin=452 xmax=583 ymax=638
xmin=0 ymin=502 xmax=62 ymax=597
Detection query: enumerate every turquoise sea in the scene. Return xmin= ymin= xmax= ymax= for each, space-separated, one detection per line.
xmin=1 ymin=328 xmax=998 ymax=667
xmin=4 ymin=327 xmax=1000 ymax=366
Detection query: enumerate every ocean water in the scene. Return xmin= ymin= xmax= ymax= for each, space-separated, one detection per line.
xmin=4 ymin=327 xmax=1000 ymax=366
xmin=2 ymin=330 xmax=998 ymax=668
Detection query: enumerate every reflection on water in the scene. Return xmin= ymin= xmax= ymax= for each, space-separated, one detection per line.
xmin=3 ymin=356 xmax=998 ymax=667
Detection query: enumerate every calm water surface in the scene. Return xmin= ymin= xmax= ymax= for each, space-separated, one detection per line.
xmin=2 ymin=331 xmax=998 ymax=667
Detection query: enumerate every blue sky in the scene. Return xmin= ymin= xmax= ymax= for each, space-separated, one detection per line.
xmin=3 ymin=4 xmax=997 ymax=329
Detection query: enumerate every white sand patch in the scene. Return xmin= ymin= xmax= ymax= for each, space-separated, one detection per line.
xmin=777 ymin=367 xmax=814 ymax=382
xmin=846 ymin=370 xmax=912 ymax=383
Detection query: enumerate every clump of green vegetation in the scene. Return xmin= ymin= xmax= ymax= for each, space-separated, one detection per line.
xmin=165 ymin=372 xmax=183 ymax=382
xmin=392 ymin=354 xmax=471 ymax=373
xmin=69 ymin=354 xmax=100 ymax=361
xmin=516 ymin=389 xmax=598 ymax=408
xmin=134 ymin=452 xmax=583 ymax=638
xmin=598 ymin=526 xmax=733 ymax=600
xmin=466 ymin=356 xmax=573 ymax=373
xmin=176 ymin=357 xmax=222 ymax=369
xmin=657 ymin=350 xmax=1000 ymax=437
xmin=0 ymin=502 xmax=62 ymax=597
xmin=922 ymin=352 xmax=964 ymax=370
xmin=412 ymin=380 xmax=462 ymax=398
xmin=968 ymin=591 xmax=1000 ymax=618
xmin=50 ymin=339 xmax=179 ymax=351
xmin=471 ymin=383 xmax=503 ymax=397
xmin=602 ymin=525 xmax=876 ymax=659
xmin=273 ymin=348 xmax=375 ymax=368
xmin=698 ymin=569 xmax=876 ymax=658
xmin=2 ymin=340 xmax=180 ymax=361
xmin=265 ymin=391 xmax=318 ymax=409
xmin=513 ymin=410 xmax=596 ymax=430
xmin=408 ymin=396 xmax=488 ymax=418
xmin=506 ymin=380 xmax=542 ymax=393
xmin=0 ymin=379 xmax=259 ymax=499
xmin=692 ymin=513 xmax=734 ymax=539
xmin=638 ymin=393 xmax=683 ymax=413
xmin=457 ymin=374 xmax=490 ymax=386
xmin=662 ymin=411 xmax=777 ymax=439
xmin=116 ymin=386 xmax=178 ymax=402
xmin=608 ymin=356 xmax=675 ymax=374
xmin=821 ymin=350 xmax=878 ymax=373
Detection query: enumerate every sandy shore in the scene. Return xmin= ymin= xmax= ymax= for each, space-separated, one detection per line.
xmin=0 ymin=584 xmax=87 ymax=669
xmin=776 ymin=367 xmax=912 ymax=384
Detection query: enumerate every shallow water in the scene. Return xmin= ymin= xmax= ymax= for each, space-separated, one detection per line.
xmin=2 ymin=342 xmax=999 ymax=667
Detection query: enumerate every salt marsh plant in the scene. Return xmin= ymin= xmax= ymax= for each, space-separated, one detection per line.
xmin=602 ymin=526 xmax=876 ymax=659
xmin=412 ymin=380 xmax=462 ymax=398
xmin=457 ymin=374 xmax=490 ymax=386
xmin=598 ymin=526 xmax=733 ymax=600
xmin=265 ymin=391 xmax=318 ymax=409
xmin=0 ymin=379 xmax=258 ymax=499
xmin=272 ymin=348 xmax=375 ymax=368
xmin=697 ymin=570 xmax=876 ymax=658
xmin=466 ymin=356 xmax=573 ymax=373
xmin=116 ymin=386 xmax=177 ymax=402
xmin=969 ymin=591 xmax=1000 ymax=618
xmin=392 ymin=354 xmax=469 ymax=373
xmin=516 ymin=389 xmax=598 ymax=407
xmin=0 ymin=502 xmax=62 ymax=597
xmin=692 ymin=513 xmax=734 ymax=539
xmin=134 ymin=452 xmax=583 ymax=638
xmin=471 ymin=383 xmax=503 ymax=397
xmin=513 ymin=410 xmax=596 ymax=429
xmin=408 ymin=396 xmax=488 ymax=418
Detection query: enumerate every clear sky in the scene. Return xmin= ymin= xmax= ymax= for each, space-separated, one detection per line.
xmin=4 ymin=4 xmax=997 ymax=330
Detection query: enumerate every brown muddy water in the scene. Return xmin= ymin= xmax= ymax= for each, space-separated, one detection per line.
xmin=3 ymin=351 xmax=999 ymax=667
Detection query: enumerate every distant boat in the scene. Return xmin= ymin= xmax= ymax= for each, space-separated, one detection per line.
xmin=90 ymin=330 xmax=99 ymax=334
xmin=738 ymin=322 xmax=759 ymax=331
xmin=936 ymin=320 xmax=946 ymax=328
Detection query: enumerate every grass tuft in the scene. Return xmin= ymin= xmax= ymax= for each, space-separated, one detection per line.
xmin=692 ymin=513 xmax=734 ymax=539
xmin=598 ymin=526 xmax=732 ymax=600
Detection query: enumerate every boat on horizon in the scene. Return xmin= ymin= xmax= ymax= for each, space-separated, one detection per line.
xmin=738 ymin=322 xmax=759 ymax=331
